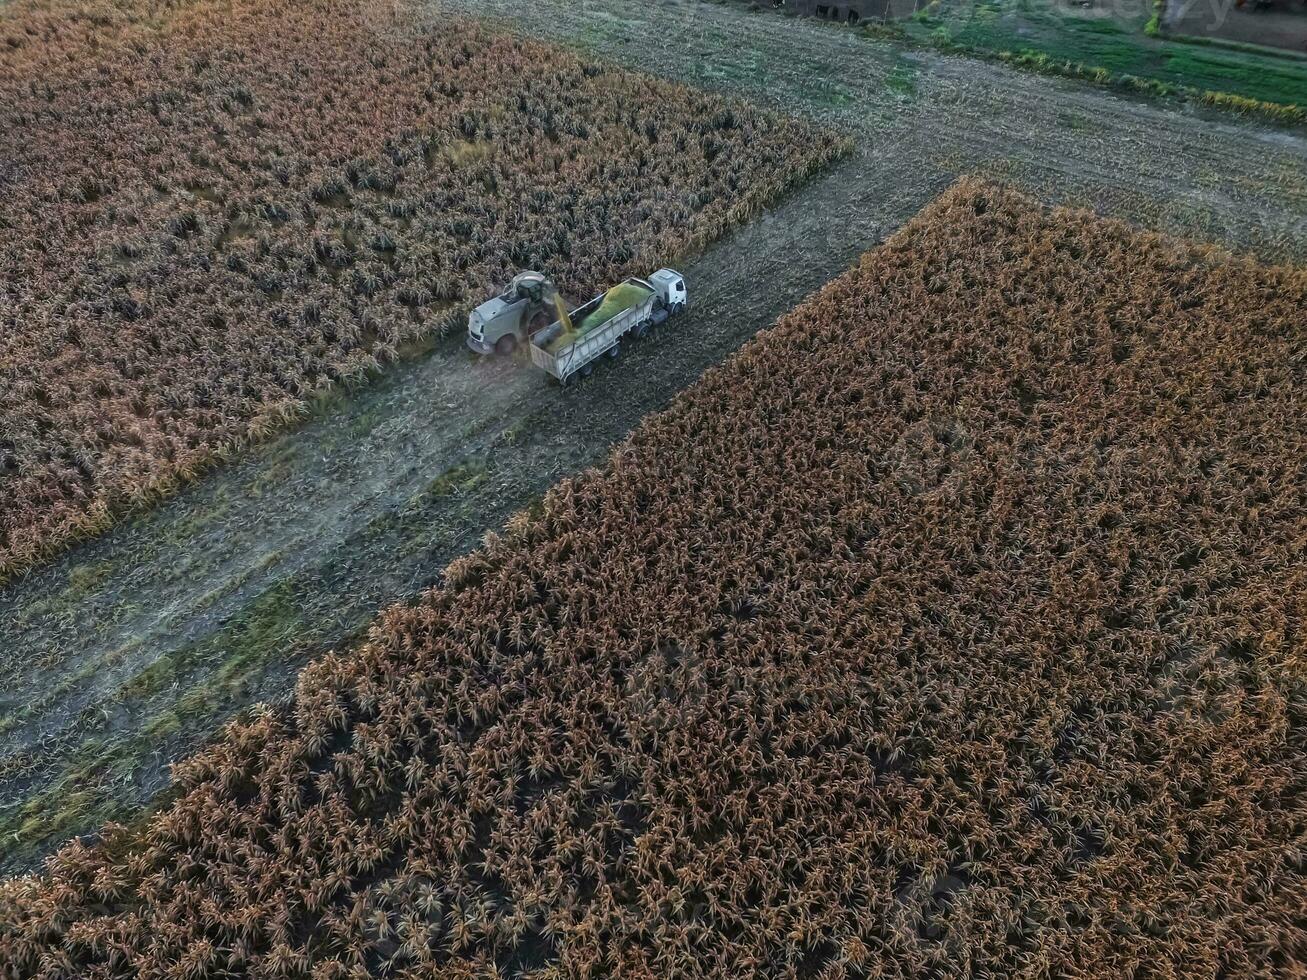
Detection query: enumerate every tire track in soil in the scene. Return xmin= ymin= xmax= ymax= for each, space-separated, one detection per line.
xmin=1 ymin=0 xmax=1304 ymax=875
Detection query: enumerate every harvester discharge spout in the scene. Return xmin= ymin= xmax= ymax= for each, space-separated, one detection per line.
xmin=553 ymin=292 xmax=573 ymax=333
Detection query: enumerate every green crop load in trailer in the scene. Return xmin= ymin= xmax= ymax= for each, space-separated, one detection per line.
xmin=546 ymin=281 xmax=655 ymax=353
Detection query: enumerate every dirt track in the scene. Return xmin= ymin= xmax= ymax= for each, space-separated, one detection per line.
xmin=1 ymin=0 xmax=1304 ymax=875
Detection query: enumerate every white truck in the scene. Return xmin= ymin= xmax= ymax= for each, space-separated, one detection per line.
xmin=467 ymin=268 xmax=688 ymax=384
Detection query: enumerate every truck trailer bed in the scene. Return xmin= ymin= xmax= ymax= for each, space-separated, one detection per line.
xmin=529 ymin=277 xmax=665 ymax=383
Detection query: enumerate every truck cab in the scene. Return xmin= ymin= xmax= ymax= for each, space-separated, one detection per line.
xmin=648 ymin=268 xmax=687 ymax=314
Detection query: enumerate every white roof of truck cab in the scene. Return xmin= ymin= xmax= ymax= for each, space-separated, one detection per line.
xmin=649 ymin=268 xmax=683 ymax=287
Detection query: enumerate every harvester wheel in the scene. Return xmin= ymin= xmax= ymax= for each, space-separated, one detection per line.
xmin=495 ymin=334 xmax=517 ymax=356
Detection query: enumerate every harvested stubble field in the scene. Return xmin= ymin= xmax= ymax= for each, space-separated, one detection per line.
xmin=0 ymin=0 xmax=845 ymax=582
xmin=4 ymin=180 xmax=1304 ymax=977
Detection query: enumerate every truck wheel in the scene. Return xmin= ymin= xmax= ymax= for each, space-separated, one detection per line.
xmin=634 ymin=322 xmax=649 ymax=340
xmin=608 ymin=343 xmax=620 ymax=360
xmin=495 ymin=334 xmax=517 ymax=356
xmin=581 ymin=361 xmax=594 ymax=377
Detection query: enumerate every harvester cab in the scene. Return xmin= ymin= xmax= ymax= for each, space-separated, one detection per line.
xmin=466 ymin=271 xmax=562 ymax=356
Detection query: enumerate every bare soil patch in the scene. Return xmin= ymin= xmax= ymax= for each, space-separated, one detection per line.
xmin=1165 ymin=0 xmax=1307 ymax=54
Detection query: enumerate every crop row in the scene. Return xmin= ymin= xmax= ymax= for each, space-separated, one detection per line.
xmin=0 ymin=0 xmax=847 ymax=581
xmin=2 ymin=180 xmax=1303 ymax=977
